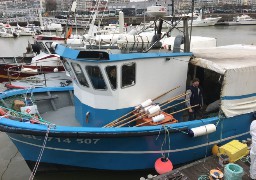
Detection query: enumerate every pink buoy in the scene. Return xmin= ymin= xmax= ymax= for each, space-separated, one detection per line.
xmin=154 ymin=157 xmax=173 ymax=175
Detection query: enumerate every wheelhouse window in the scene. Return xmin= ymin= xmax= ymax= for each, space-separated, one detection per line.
xmin=121 ymin=63 xmax=136 ymax=88
xmin=35 ymin=42 xmax=49 ymax=54
xmin=71 ymin=63 xmax=89 ymax=87
xmin=45 ymin=42 xmax=55 ymax=53
xmin=106 ymin=66 xmax=117 ymax=90
xmin=62 ymin=59 xmax=74 ymax=77
xmin=86 ymin=66 xmax=107 ymax=90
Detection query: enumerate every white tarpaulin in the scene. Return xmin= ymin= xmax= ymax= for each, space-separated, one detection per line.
xmin=221 ymin=66 xmax=256 ymax=117
xmin=191 ymin=44 xmax=256 ymax=117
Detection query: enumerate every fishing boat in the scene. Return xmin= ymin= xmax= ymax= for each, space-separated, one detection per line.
xmin=0 ymin=15 xmax=254 ymax=173
xmin=0 ymin=35 xmax=65 ymax=83
xmin=4 ymin=72 xmax=72 ymax=90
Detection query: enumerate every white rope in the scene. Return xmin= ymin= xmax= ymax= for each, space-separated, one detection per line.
xmin=29 ymin=125 xmax=51 ymax=180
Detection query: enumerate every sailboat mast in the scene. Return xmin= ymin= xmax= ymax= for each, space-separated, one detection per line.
xmin=39 ymin=0 xmax=43 ymax=27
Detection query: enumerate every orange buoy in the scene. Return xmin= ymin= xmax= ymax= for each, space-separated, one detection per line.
xmin=154 ymin=157 xmax=173 ymax=175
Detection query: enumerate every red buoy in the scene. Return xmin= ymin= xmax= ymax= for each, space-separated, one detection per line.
xmin=154 ymin=157 xmax=173 ymax=175
xmin=0 ymin=108 xmax=6 ymax=116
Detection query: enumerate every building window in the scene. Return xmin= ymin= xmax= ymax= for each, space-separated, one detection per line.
xmin=71 ymin=62 xmax=89 ymax=87
xmin=86 ymin=66 xmax=107 ymax=90
xmin=106 ymin=66 xmax=117 ymax=90
xmin=121 ymin=63 xmax=136 ymax=88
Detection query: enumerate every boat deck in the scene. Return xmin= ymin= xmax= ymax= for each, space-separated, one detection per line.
xmin=41 ymin=106 xmax=81 ymax=127
xmin=9 ymin=72 xmax=72 ymax=88
xmin=152 ymin=155 xmax=251 ymax=180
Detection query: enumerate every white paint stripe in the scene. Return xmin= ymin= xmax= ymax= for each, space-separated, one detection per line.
xmin=9 ymin=131 xmax=249 ymax=154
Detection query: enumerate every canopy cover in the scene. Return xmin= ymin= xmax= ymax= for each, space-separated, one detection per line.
xmin=192 ymin=44 xmax=256 ymax=117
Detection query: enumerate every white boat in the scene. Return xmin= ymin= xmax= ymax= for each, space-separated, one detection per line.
xmin=175 ymin=11 xmax=221 ymax=27
xmin=147 ymin=4 xmax=167 ymax=17
xmin=16 ymin=24 xmax=36 ymax=36
xmin=40 ymin=22 xmax=63 ymax=32
xmin=161 ymin=36 xmax=217 ymax=51
xmin=4 ymin=72 xmax=72 ymax=90
xmin=227 ymin=14 xmax=256 ymax=25
xmin=0 ymin=35 xmax=65 ymax=83
xmin=0 ymin=25 xmax=19 ymax=38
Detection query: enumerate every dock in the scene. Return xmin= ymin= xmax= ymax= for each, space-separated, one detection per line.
xmin=0 ymin=132 xmax=31 ymax=180
xmin=151 ymin=155 xmax=251 ymax=180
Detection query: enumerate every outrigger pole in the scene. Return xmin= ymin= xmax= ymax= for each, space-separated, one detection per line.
xmin=103 ymin=86 xmax=181 ymax=128
xmin=109 ymin=92 xmax=190 ymax=128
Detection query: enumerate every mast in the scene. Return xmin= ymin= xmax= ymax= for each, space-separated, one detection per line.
xmin=71 ymin=0 xmax=78 ymax=36
xmin=119 ymin=11 xmax=124 ymax=34
xmin=39 ymin=0 xmax=43 ymax=27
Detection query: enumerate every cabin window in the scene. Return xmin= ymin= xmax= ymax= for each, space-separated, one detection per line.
xmin=62 ymin=59 xmax=73 ymax=77
xmin=121 ymin=63 xmax=136 ymax=88
xmin=86 ymin=66 xmax=107 ymax=90
xmin=45 ymin=42 xmax=55 ymax=53
xmin=71 ymin=63 xmax=89 ymax=87
xmin=106 ymin=66 xmax=117 ymax=90
xmin=35 ymin=42 xmax=48 ymax=54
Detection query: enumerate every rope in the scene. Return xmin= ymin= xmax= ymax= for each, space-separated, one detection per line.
xmin=215 ymin=110 xmax=225 ymax=143
xmin=215 ymin=109 xmax=224 ymax=127
xmin=156 ymin=125 xmax=171 ymax=158
xmin=200 ymin=119 xmax=211 ymax=173
xmin=164 ymin=126 xmax=171 ymax=158
xmin=167 ymin=126 xmax=189 ymax=135
xmin=240 ymin=155 xmax=250 ymax=164
xmin=197 ymin=175 xmax=210 ymax=180
xmin=29 ymin=125 xmax=52 ymax=180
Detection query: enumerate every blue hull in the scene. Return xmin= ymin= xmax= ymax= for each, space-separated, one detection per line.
xmin=4 ymin=114 xmax=251 ymax=170
xmin=0 ymin=87 xmax=252 ymax=170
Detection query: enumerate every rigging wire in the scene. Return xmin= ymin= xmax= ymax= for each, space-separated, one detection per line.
xmin=189 ymin=0 xmax=195 ymax=45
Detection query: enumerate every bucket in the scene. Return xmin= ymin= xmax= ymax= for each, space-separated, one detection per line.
xmin=224 ymin=163 xmax=244 ymax=180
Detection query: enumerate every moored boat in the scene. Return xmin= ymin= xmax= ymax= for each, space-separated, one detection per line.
xmin=0 ymin=35 xmax=65 ymax=83
xmin=175 ymin=10 xmax=222 ymax=27
xmin=0 ymin=14 xmax=254 ymax=173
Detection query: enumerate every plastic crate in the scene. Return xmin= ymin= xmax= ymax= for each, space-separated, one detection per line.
xmin=219 ymin=140 xmax=248 ymax=163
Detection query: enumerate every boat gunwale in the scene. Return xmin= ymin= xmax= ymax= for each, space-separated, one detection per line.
xmin=55 ymin=44 xmax=193 ymax=62
xmin=0 ymin=123 xmax=189 ymax=137
xmin=0 ymin=85 xmax=220 ymax=137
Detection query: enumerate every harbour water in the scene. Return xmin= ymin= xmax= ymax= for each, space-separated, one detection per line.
xmin=1 ymin=25 xmax=256 ymax=57
xmin=0 ymin=25 xmax=256 ymax=179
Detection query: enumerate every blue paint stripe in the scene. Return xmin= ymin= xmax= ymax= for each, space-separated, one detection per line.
xmin=56 ymin=44 xmax=192 ymax=62
xmin=222 ymin=93 xmax=256 ymax=100
xmin=108 ymin=52 xmax=192 ymax=61
xmin=0 ymin=86 xmax=73 ymax=98
xmin=0 ymin=114 xmax=219 ymax=134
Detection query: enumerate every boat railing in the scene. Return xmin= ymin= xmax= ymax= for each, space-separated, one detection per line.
xmin=6 ymin=63 xmax=48 ymax=87
xmin=0 ymin=58 xmax=6 ymax=64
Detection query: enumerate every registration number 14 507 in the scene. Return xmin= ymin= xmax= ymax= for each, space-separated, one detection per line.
xmin=22 ymin=135 xmax=100 ymax=144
